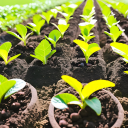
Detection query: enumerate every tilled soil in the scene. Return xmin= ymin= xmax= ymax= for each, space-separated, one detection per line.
xmin=0 ymin=0 xmax=128 ymax=127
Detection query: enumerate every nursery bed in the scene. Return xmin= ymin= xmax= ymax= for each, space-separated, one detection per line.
xmin=0 ymin=0 xmax=128 ymax=127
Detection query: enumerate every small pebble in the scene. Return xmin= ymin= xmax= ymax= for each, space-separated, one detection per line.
xmin=86 ymin=63 xmax=92 ymax=67
xmin=59 ymin=120 xmax=68 ymax=126
xmin=70 ymin=113 xmax=81 ymax=121
xmin=11 ymin=102 xmax=21 ymax=109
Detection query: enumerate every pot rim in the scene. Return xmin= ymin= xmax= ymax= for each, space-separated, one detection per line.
xmin=22 ymin=83 xmax=38 ymax=114
xmin=48 ymin=87 xmax=124 ymax=128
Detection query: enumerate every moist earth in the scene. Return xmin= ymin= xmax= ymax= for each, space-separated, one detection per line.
xmin=0 ymin=0 xmax=128 ymax=127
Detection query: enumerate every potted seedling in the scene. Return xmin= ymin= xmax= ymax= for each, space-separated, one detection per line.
xmin=0 ymin=74 xmax=39 ymax=127
xmin=26 ymin=14 xmax=45 ymax=35
xmin=6 ymin=24 xmax=33 ymax=46
xmin=48 ymin=75 xmax=124 ymax=127
xmin=0 ymin=42 xmax=21 ymax=65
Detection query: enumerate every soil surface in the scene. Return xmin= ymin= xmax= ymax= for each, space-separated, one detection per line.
xmin=0 ymin=0 xmax=128 ymax=127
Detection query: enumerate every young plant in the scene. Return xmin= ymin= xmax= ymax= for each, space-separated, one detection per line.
xmin=52 ymin=19 xmax=70 ymax=38
xmin=105 ymin=15 xmax=119 ymax=28
xmin=45 ymin=29 xmax=61 ymax=48
xmin=104 ymin=25 xmax=123 ymax=42
xmin=73 ymin=40 xmax=100 ymax=64
xmin=0 ymin=42 xmax=21 ymax=65
xmin=80 ymin=0 xmax=95 ymax=23
xmin=50 ymin=9 xmax=58 ymax=19
xmin=61 ymin=3 xmax=77 ymax=17
xmin=110 ymin=42 xmax=128 ymax=63
xmin=58 ymin=12 xmax=73 ymax=23
xmin=41 ymin=10 xmax=53 ymax=24
xmin=51 ymin=75 xmax=115 ymax=115
xmin=97 ymin=0 xmax=111 ymax=19
xmin=6 ymin=24 xmax=33 ymax=46
xmin=0 ymin=75 xmax=26 ymax=103
xmin=30 ymin=39 xmax=56 ymax=65
xmin=79 ymin=22 xmax=95 ymax=42
xmin=80 ymin=8 xmax=95 ymax=23
xmin=26 ymin=14 xmax=45 ymax=35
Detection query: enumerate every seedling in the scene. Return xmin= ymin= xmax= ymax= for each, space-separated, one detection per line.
xmin=30 ymin=39 xmax=56 ymax=65
xmin=52 ymin=19 xmax=70 ymax=38
xmin=42 ymin=10 xmax=53 ymax=24
xmin=51 ymin=75 xmax=115 ymax=115
xmin=61 ymin=3 xmax=77 ymax=17
xmin=58 ymin=12 xmax=73 ymax=23
xmin=6 ymin=24 xmax=33 ymax=46
xmin=0 ymin=75 xmax=26 ymax=103
xmin=104 ymin=25 xmax=123 ymax=42
xmin=97 ymin=0 xmax=111 ymax=19
xmin=73 ymin=40 xmax=100 ymax=64
xmin=80 ymin=8 xmax=95 ymax=23
xmin=105 ymin=15 xmax=119 ymax=28
xmin=110 ymin=42 xmax=128 ymax=63
xmin=27 ymin=14 xmax=45 ymax=35
xmin=80 ymin=0 xmax=95 ymax=23
xmin=0 ymin=42 xmax=21 ymax=65
xmin=45 ymin=29 xmax=61 ymax=48
xmin=50 ymin=9 xmax=58 ymax=19
xmin=79 ymin=22 xmax=95 ymax=42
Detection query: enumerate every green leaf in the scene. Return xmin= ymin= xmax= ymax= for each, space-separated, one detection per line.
xmin=0 ymin=75 xmax=8 ymax=85
xmin=87 ymin=43 xmax=101 ymax=58
xmin=4 ymin=79 xmax=26 ymax=99
xmin=104 ymin=26 xmax=123 ymax=42
xmin=58 ymin=24 xmax=70 ymax=37
xmin=50 ymin=9 xmax=58 ymax=19
xmin=104 ymin=31 xmax=113 ymax=40
xmin=33 ymin=14 xmax=42 ymax=25
xmin=0 ymin=42 xmax=11 ymax=53
xmin=35 ymin=19 xmax=45 ymax=35
xmin=51 ymin=93 xmax=81 ymax=109
xmin=82 ymin=80 xmax=115 ymax=99
xmin=106 ymin=15 xmax=119 ymax=28
xmin=0 ymin=49 xmax=8 ymax=65
xmin=6 ymin=31 xmax=22 ymax=40
xmin=42 ymin=11 xmax=52 ymax=24
xmin=0 ymin=79 xmax=16 ymax=103
xmin=110 ymin=42 xmax=128 ymax=60
xmin=46 ymin=50 xmax=56 ymax=60
xmin=16 ymin=24 xmax=27 ymax=40
xmin=61 ymin=75 xmax=83 ymax=96
xmin=7 ymin=54 xmax=21 ymax=64
xmin=49 ymin=29 xmax=61 ymax=42
xmin=52 ymin=22 xmax=70 ymax=38
xmin=85 ymin=97 xmax=101 ymax=116
xmin=30 ymin=39 xmax=55 ymax=65
xmin=45 ymin=36 xmax=56 ymax=47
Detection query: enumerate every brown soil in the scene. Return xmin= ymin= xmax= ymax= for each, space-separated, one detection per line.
xmin=0 ymin=0 xmax=128 ymax=127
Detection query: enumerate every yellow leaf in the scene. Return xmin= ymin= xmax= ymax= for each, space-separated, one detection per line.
xmin=0 ymin=49 xmax=8 ymax=65
xmin=82 ymin=80 xmax=115 ymax=99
